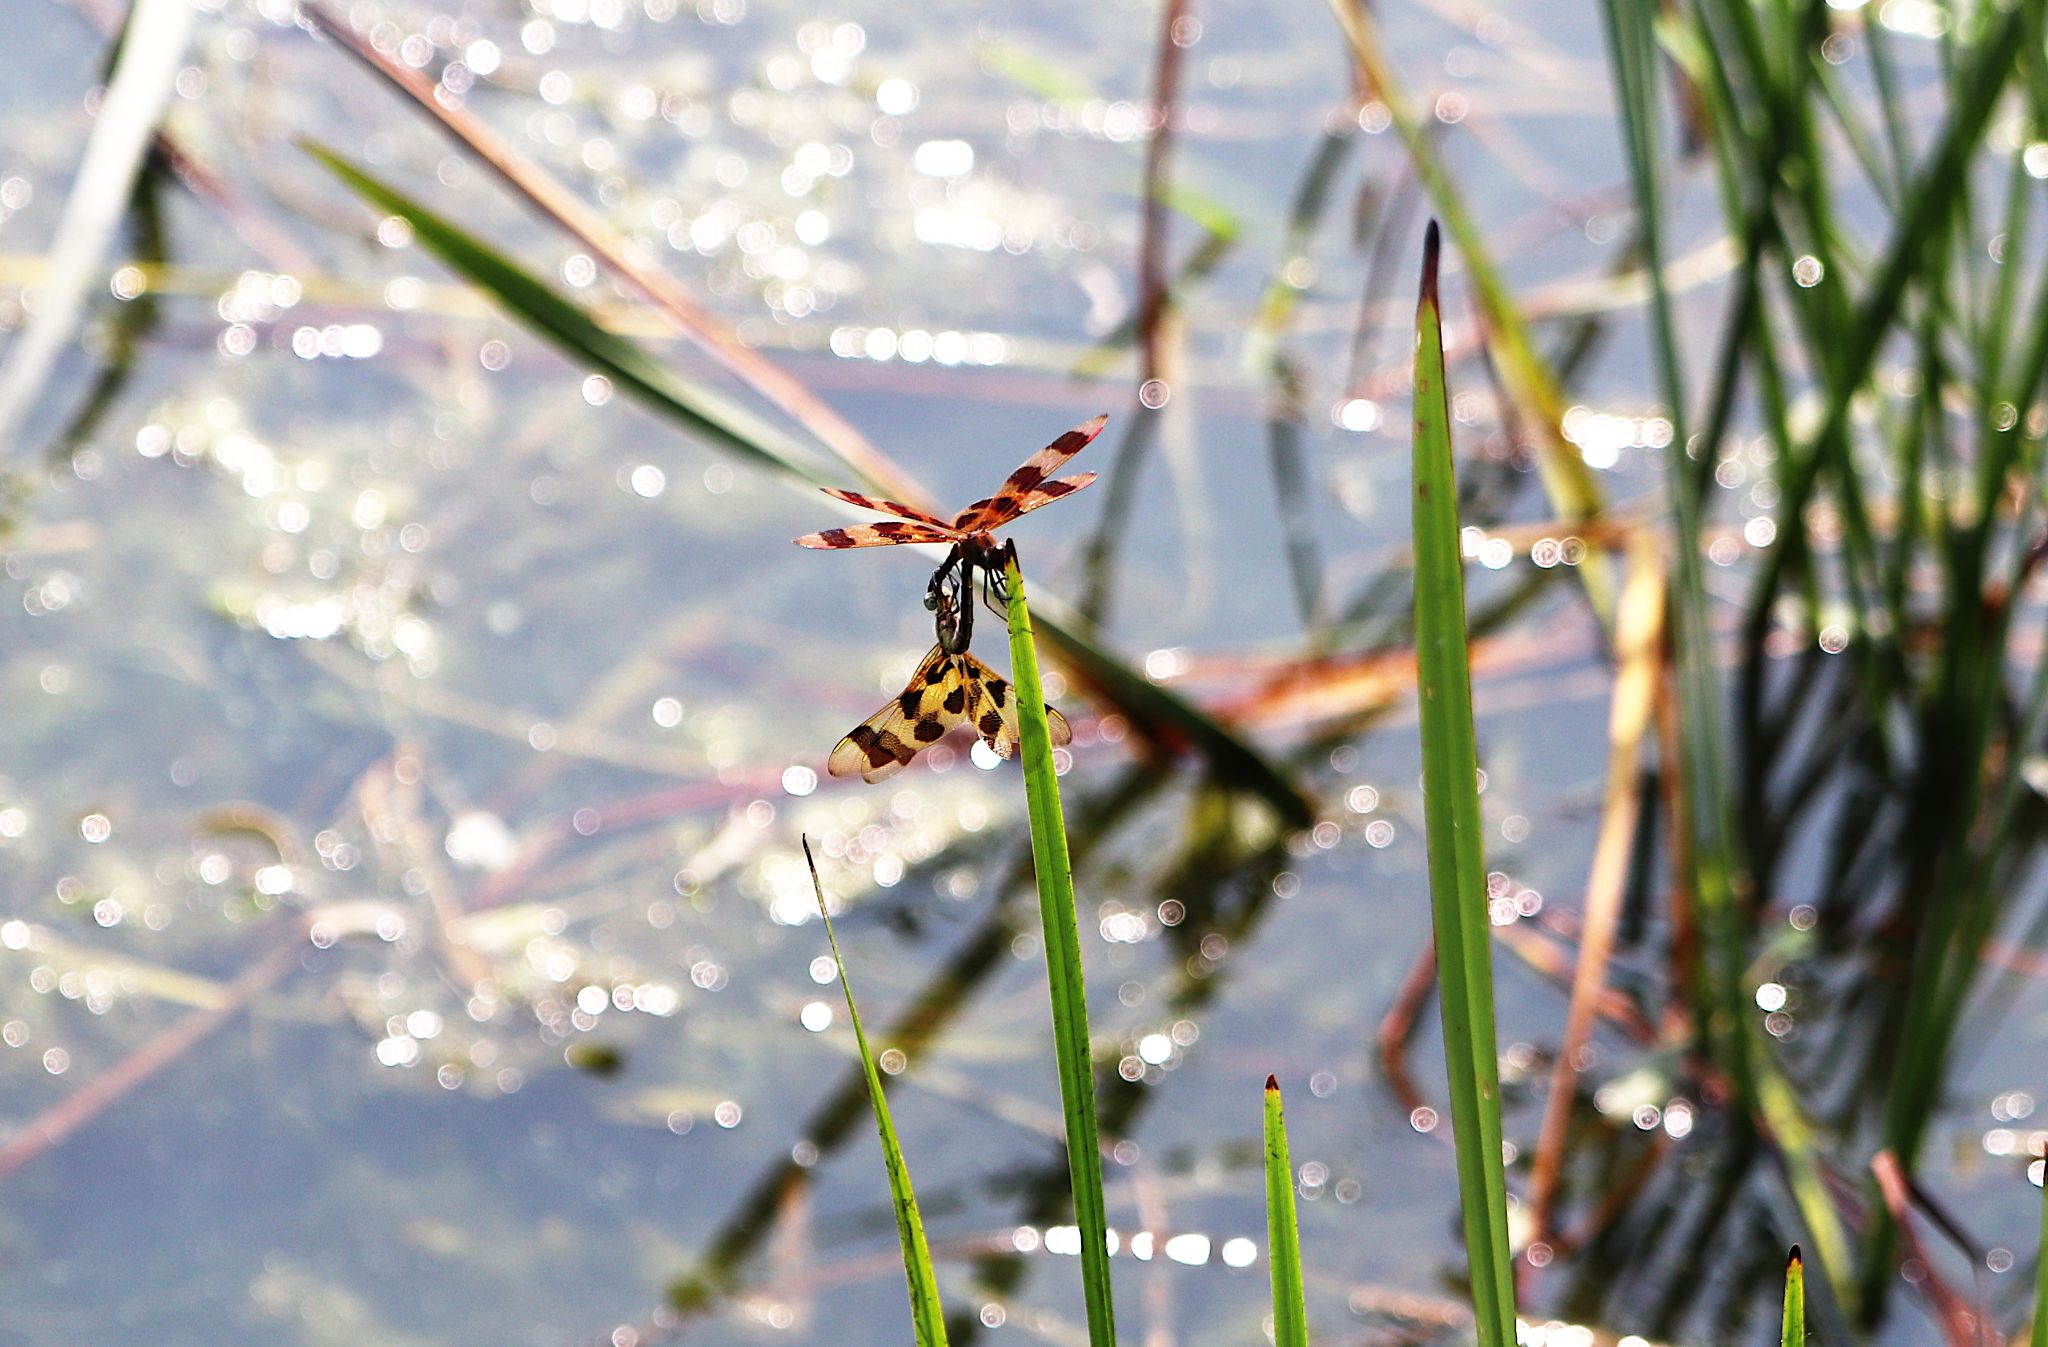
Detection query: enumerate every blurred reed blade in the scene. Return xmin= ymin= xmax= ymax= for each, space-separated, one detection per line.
xmin=1751 ymin=4 xmax=2023 ymax=642
xmin=1002 ymin=553 xmax=1117 ymax=1347
xmin=1528 ymin=532 xmax=1663 ymax=1238
xmin=1263 ymin=1076 xmax=1309 ymax=1347
xmin=29 ymin=930 xmax=232 ymax=1010
xmin=1267 ymin=360 xmax=1327 ymax=635
xmin=300 ymin=0 xmax=927 ymax=509
xmin=803 ymin=838 xmax=949 ymax=1347
xmin=304 ymin=144 xmax=841 ymax=489
xmin=1408 ymin=221 xmax=1516 ymax=1347
xmin=0 ymin=0 xmax=194 ymax=455
xmin=1027 ymin=589 xmax=1314 ymax=828
xmin=1782 ymin=1246 xmax=1805 ymax=1347
xmin=1244 ymin=126 xmax=1359 ymax=375
xmin=1754 ymin=1042 xmax=1855 ymax=1314
xmin=1596 ymin=0 xmax=1756 ymax=1103
xmin=1870 ymin=1151 xmax=1981 ymax=1347
xmin=1071 ymin=226 xmax=1236 ymax=381
xmin=1323 ymin=0 xmax=1612 ymax=629
xmin=1245 ymin=127 xmax=1371 ymax=639
xmin=977 ymin=40 xmax=1095 ymax=103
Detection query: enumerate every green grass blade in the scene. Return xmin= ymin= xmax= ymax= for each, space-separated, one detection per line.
xmin=1598 ymin=0 xmax=1758 ymax=1109
xmin=1755 ymin=1062 xmax=1854 ymax=1313
xmin=1781 ymin=1245 xmax=1805 ymax=1347
xmin=803 ymin=838 xmax=950 ymax=1347
xmin=2033 ymin=1173 xmax=2047 ymax=1347
xmin=1002 ymin=554 xmax=1116 ymax=1347
xmin=1408 ymin=220 xmax=1516 ymax=1347
xmin=302 ymin=143 xmax=838 ymax=490
xmin=1263 ymin=1076 xmax=1308 ymax=1347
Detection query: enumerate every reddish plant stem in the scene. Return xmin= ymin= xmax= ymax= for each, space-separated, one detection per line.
xmin=300 ymin=0 xmax=931 ymax=511
xmin=0 ymin=930 xmax=302 ymax=1183
xmin=1136 ymin=0 xmax=1192 ymax=381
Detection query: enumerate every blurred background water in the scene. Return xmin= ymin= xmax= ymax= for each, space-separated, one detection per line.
xmin=0 ymin=0 xmax=2042 ymax=1343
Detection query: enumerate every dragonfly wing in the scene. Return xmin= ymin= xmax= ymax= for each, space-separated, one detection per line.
xmin=795 ymin=520 xmax=959 ymax=549
xmin=951 ymin=414 xmax=1109 ymax=533
xmin=819 ymin=487 xmax=954 ymax=530
xmin=952 ymin=473 xmax=1099 ymax=536
xmin=958 ymin=653 xmax=1071 ymax=758
xmin=828 ymin=646 xmax=974 ymax=782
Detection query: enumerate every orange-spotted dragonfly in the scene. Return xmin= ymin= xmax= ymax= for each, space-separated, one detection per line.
xmin=795 ymin=414 xmax=1106 ymax=780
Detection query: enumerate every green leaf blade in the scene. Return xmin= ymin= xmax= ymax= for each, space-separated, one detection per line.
xmin=1409 ymin=220 xmax=1517 ymax=1347
xmin=1264 ymin=1076 xmax=1308 ymax=1347
xmin=1003 ymin=555 xmax=1117 ymax=1347
xmin=1781 ymin=1245 xmax=1805 ymax=1347
xmin=804 ymin=839 xmax=949 ymax=1347
xmin=302 ymin=142 xmax=835 ymax=490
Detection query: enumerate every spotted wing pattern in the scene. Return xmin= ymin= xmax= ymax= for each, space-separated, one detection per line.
xmin=794 ymin=520 xmax=959 ymax=550
xmin=950 ymin=414 xmax=1110 ymax=533
xmin=951 ymin=473 xmax=1099 ymax=537
xmin=828 ymin=646 xmax=969 ymax=783
xmin=957 ymin=651 xmax=1073 ymax=760
xmin=818 ymin=488 xmax=956 ymax=531
xmin=827 ymin=646 xmax=1073 ymax=783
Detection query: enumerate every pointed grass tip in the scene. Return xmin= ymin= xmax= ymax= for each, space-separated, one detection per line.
xmin=1786 ymin=1244 xmax=1802 ymax=1268
xmin=1420 ymin=219 xmax=1442 ymax=308
xmin=1265 ymin=1074 xmax=1279 ymax=1092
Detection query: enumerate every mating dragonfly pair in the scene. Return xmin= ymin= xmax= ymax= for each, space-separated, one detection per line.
xmin=795 ymin=414 xmax=1109 ymax=783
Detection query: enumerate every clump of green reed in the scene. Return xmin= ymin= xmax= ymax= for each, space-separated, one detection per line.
xmin=1594 ymin=0 xmax=2046 ymax=1324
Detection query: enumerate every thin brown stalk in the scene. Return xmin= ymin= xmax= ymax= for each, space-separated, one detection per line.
xmin=1137 ymin=0 xmax=1193 ymax=382
xmin=356 ymin=748 xmax=494 ymax=989
xmin=1072 ymin=0 xmax=1197 ymax=623
xmin=299 ymin=0 xmax=931 ymax=510
xmin=1377 ymin=916 xmax=1656 ymax=1131
xmin=1551 ymin=1128 xmax=1671 ymax=1259
xmin=0 ymin=931 xmax=301 ymax=1182
xmin=1871 ymin=1150 xmax=1988 ymax=1347
xmin=1653 ymin=650 xmax=1699 ymax=1046
xmin=1375 ymin=939 xmax=1437 ymax=1117
xmin=1491 ymin=924 xmax=1659 ymax=1044
xmin=1528 ymin=535 xmax=1666 ymax=1239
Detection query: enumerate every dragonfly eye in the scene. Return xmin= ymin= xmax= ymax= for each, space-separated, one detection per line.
xmin=923 ymin=593 xmax=939 ymax=611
